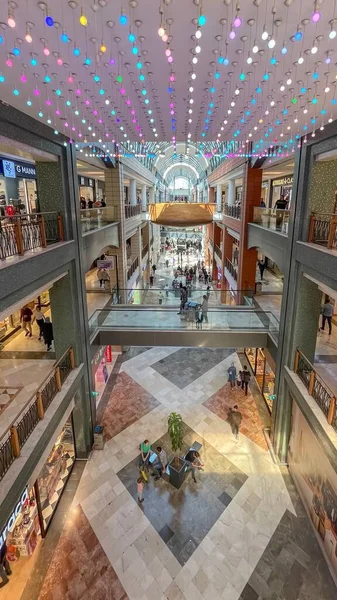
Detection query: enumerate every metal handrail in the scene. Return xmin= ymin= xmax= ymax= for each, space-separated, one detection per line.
xmin=0 ymin=347 xmax=73 ymax=443
xmin=225 ymin=257 xmax=238 ymax=281
xmin=308 ymin=212 xmax=337 ymax=249
xmin=294 ymin=349 xmax=336 ymax=427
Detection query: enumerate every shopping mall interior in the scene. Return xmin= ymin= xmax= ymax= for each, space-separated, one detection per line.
xmin=1 ymin=1 xmax=337 ymax=599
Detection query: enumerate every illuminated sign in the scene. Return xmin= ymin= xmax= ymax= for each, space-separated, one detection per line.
xmin=0 ymin=487 xmax=29 ymax=547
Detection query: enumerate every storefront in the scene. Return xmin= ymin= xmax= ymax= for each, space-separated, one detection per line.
xmin=270 ymin=175 xmax=293 ymax=208
xmin=261 ymin=180 xmax=269 ymax=205
xmin=79 ymin=175 xmax=95 ymax=205
xmin=91 ymin=345 xmax=119 ymax=407
xmin=235 ymin=185 xmax=243 ymax=204
xmin=0 ymin=157 xmax=38 ymax=215
xmin=0 ymin=418 xmax=75 ymax=588
xmin=0 ymin=290 xmax=50 ymax=346
xmin=244 ymin=347 xmax=276 ymax=412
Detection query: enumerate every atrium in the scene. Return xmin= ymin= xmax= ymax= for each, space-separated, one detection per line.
xmin=1 ymin=1 xmax=337 ymax=599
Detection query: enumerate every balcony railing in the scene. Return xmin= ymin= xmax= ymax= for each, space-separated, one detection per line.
xmin=0 ymin=212 xmax=64 ymax=260
xmin=0 ymin=347 xmax=75 ymax=482
xmin=125 ymin=204 xmax=142 ymax=219
xmin=225 ymin=257 xmax=238 ymax=281
xmin=127 ymin=256 xmax=139 ymax=280
xmin=80 ymin=207 xmax=116 ymax=233
xmin=294 ymin=349 xmax=337 ymax=430
xmin=252 ymin=207 xmax=290 ymax=234
xmin=214 ymin=244 xmax=222 ymax=259
xmin=142 ymin=244 xmax=149 ymax=259
xmin=224 ymin=204 xmax=241 ymax=219
xmin=308 ymin=213 xmax=337 ymax=249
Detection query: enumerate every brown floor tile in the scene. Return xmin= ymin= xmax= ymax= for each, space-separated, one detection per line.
xmin=38 ymin=506 xmax=127 ymax=600
xmin=101 ymin=371 xmax=160 ymax=441
xmin=203 ymin=382 xmax=268 ymax=451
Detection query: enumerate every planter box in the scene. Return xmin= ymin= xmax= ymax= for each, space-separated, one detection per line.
xmin=168 ymin=457 xmax=187 ymax=489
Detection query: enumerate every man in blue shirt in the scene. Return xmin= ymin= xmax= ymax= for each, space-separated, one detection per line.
xmin=321 ymin=299 xmax=334 ymax=335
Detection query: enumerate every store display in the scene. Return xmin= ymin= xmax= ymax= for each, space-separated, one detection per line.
xmin=7 ymin=489 xmax=40 ymax=558
xmin=244 ymin=347 xmax=275 ymax=413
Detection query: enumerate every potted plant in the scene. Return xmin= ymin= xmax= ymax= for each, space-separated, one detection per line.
xmin=167 ymin=412 xmax=186 ymax=489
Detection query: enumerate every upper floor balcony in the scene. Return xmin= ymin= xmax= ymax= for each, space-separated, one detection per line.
xmin=308 ymin=212 xmax=337 ymax=250
xmin=125 ymin=204 xmax=142 ymax=219
xmin=80 ymin=207 xmax=117 ymax=234
xmin=0 ymin=212 xmax=64 ymax=262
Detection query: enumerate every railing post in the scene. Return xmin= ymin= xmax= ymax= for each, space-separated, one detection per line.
xmin=36 ymin=391 xmax=44 ymax=420
xmin=10 ymin=426 xmax=21 ymax=457
xmin=14 ymin=220 xmax=24 ymax=255
xmin=39 ymin=216 xmax=47 ymax=247
xmin=57 ymin=214 xmax=64 ymax=241
xmin=55 ymin=367 xmax=62 ymax=391
xmin=69 ymin=347 xmax=75 ymax=369
xmin=328 ymin=397 xmax=336 ymax=425
xmin=294 ymin=349 xmax=300 ymax=373
xmin=327 ymin=217 xmax=335 ymax=249
xmin=308 ymin=215 xmax=315 ymax=242
xmin=308 ymin=370 xmax=315 ymax=395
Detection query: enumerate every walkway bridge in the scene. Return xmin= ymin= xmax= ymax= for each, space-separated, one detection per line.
xmin=89 ymin=307 xmax=279 ymax=356
xmin=149 ymin=202 xmax=217 ymax=226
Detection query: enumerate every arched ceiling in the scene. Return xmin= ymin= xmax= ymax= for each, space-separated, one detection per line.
xmin=163 ymin=164 xmax=198 ymax=186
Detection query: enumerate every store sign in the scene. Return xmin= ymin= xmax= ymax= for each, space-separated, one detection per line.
xmin=80 ymin=176 xmax=85 ymax=186
xmin=97 ymin=259 xmax=114 ymax=269
xmin=0 ymin=487 xmax=28 ymax=546
xmin=1 ymin=158 xmax=37 ymax=179
xmin=272 ymin=175 xmax=293 ymax=187
xmin=88 ymin=178 xmax=94 ymax=187
xmin=105 ymin=345 xmax=112 ymax=363
xmin=92 ymin=345 xmax=106 ymax=368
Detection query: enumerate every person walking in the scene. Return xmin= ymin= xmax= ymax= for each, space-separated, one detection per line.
xmin=164 ymin=284 xmax=169 ymax=298
xmin=227 ymin=362 xmax=237 ymax=389
xmin=185 ymin=450 xmax=204 ymax=483
xmin=20 ymin=305 xmax=33 ymax=337
xmin=158 ymin=291 xmax=163 ymax=305
xmin=97 ymin=267 xmax=106 ymax=288
xmin=178 ymin=286 xmax=188 ymax=314
xmin=201 ymin=295 xmax=209 ymax=323
xmin=321 ymin=298 xmax=334 ymax=335
xmin=34 ymin=305 xmax=45 ymax=341
xmin=258 ymin=260 xmax=265 ymax=281
xmin=43 ymin=317 xmax=54 ymax=351
xmin=137 ymin=477 xmax=144 ymax=503
xmin=227 ymin=405 xmax=242 ymax=439
xmin=233 ymin=247 xmax=239 ymax=266
xmin=241 ymin=365 xmax=251 ymax=395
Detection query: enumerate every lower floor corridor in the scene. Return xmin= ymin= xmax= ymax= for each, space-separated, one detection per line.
xmin=8 ymin=347 xmax=337 ymax=600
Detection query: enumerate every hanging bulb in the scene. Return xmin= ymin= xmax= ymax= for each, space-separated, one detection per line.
xmin=25 ymin=24 xmax=32 ymax=43
xmin=262 ymin=27 xmax=268 ymax=41
xmin=7 ymin=11 xmax=16 ymax=28
xmin=162 ymin=33 xmax=168 ymax=42
xmin=329 ymin=27 xmax=337 ymax=40
xmin=79 ymin=10 xmax=87 ymax=26
xmin=195 ymin=28 xmax=202 ymax=39
xmin=252 ymin=42 xmax=258 ymax=53
xmin=268 ymin=38 xmax=276 ymax=49
xmin=158 ymin=26 xmax=165 ymax=37
xmin=247 ymin=53 xmax=252 ymax=64
xmin=298 ymin=55 xmax=304 ymax=64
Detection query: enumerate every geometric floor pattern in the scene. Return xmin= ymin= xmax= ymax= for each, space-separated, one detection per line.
xmin=32 ymin=346 xmax=337 ymax=600
xmin=0 ymin=386 xmax=21 ymax=415
xmin=117 ymin=422 xmax=248 ymax=566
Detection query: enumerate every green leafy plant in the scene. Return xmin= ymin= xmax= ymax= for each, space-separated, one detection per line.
xmin=168 ymin=412 xmax=184 ymax=454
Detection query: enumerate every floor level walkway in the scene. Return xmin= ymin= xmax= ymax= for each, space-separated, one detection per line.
xmin=12 ymin=346 xmax=336 ymax=600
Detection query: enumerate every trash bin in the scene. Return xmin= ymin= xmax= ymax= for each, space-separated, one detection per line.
xmin=255 ymin=281 xmax=262 ymax=295
xmin=93 ymin=425 xmax=104 ymax=450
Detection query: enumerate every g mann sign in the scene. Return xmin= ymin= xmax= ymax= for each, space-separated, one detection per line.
xmin=0 ymin=487 xmax=28 ymax=547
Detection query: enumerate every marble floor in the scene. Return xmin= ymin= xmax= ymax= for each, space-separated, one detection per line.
xmin=12 ymin=346 xmax=336 ymax=600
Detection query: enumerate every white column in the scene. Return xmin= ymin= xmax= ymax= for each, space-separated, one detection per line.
xmin=216 ymin=183 xmax=222 ymax=211
xmin=141 ymin=184 xmax=147 ymax=209
xmin=227 ymin=179 xmax=235 ymax=206
xmin=129 ymin=179 xmax=137 ymax=205
xmin=149 ymin=187 xmax=155 ymax=204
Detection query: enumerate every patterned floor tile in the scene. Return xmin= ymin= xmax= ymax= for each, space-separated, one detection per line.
xmin=203 ymin=382 xmax=268 ymax=451
xmin=38 ymin=505 xmax=127 ymax=600
xmin=151 ymin=347 xmax=235 ymax=389
xmin=101 ymin=371 xmax=160 ymax=441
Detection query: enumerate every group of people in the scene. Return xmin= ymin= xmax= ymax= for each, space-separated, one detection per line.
xmin=227 ymin=362 xmax=251 ymax=395
xmin=20 ymin=305 xmax=54 ymax=350
xmin=136 ymin=439 xmax=204 ymax=502
xmin=80 ymin=197 xmax=106 ymax=210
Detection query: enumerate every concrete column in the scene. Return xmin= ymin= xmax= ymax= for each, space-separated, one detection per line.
xmin=216 ymin=184 xmax=222 ymax=211
xmin=208 ymin=187 xmax=214 ymax=205
xmin=141 ymin=184 xmax=147 ymax=209
xmin=49 ymin=273 xmax=78 ymax=360
xmin=227 ymin=179 xmax=235 ymax=206
xmin=129 ymin=179 xmax=137 ymax=205
xmin=105 ymin=166 xmax=128 ymax=296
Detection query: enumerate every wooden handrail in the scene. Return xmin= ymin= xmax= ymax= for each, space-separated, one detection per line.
xmin=294 ymin=348 xmax=336 ymax=425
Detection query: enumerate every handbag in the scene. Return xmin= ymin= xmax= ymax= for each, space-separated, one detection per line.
xmin=236 ymin=379 xmax=241 ymax=387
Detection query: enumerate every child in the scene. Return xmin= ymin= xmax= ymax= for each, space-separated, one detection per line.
xmin=137 ymin=477 xmax=144 ymax=503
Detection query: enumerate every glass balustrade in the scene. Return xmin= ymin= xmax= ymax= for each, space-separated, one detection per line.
xmin=252 ymin=207 xmax=290 ymax=234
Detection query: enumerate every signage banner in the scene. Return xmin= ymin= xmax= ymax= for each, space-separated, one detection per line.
xmin=1 ymin=158 xmax=37 ymax=179
xmin=272 ymin=175 xmax=293 ymax=187
xmin=2 ymin=159 xmax=16 ymax=178
xmin=97 ymin=259 xmax=114 ymax=269
xmin=0 ymin=487 xmax=28 ymax=546
xmin=105 ymin=345 xmax=112 ymax=363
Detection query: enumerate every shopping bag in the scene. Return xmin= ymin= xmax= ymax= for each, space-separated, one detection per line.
xmin=236 ymin=379 xmax=241 ymax=387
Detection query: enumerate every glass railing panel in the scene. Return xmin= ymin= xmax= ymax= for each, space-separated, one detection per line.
xmin=252 ymin=207 xmax=290 ymax=234
xmin=80 ymin=207 xmax=116 ymax=233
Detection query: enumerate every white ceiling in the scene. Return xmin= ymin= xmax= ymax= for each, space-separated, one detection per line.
xmin=0 ymin=0 xmax=335 ymax=154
